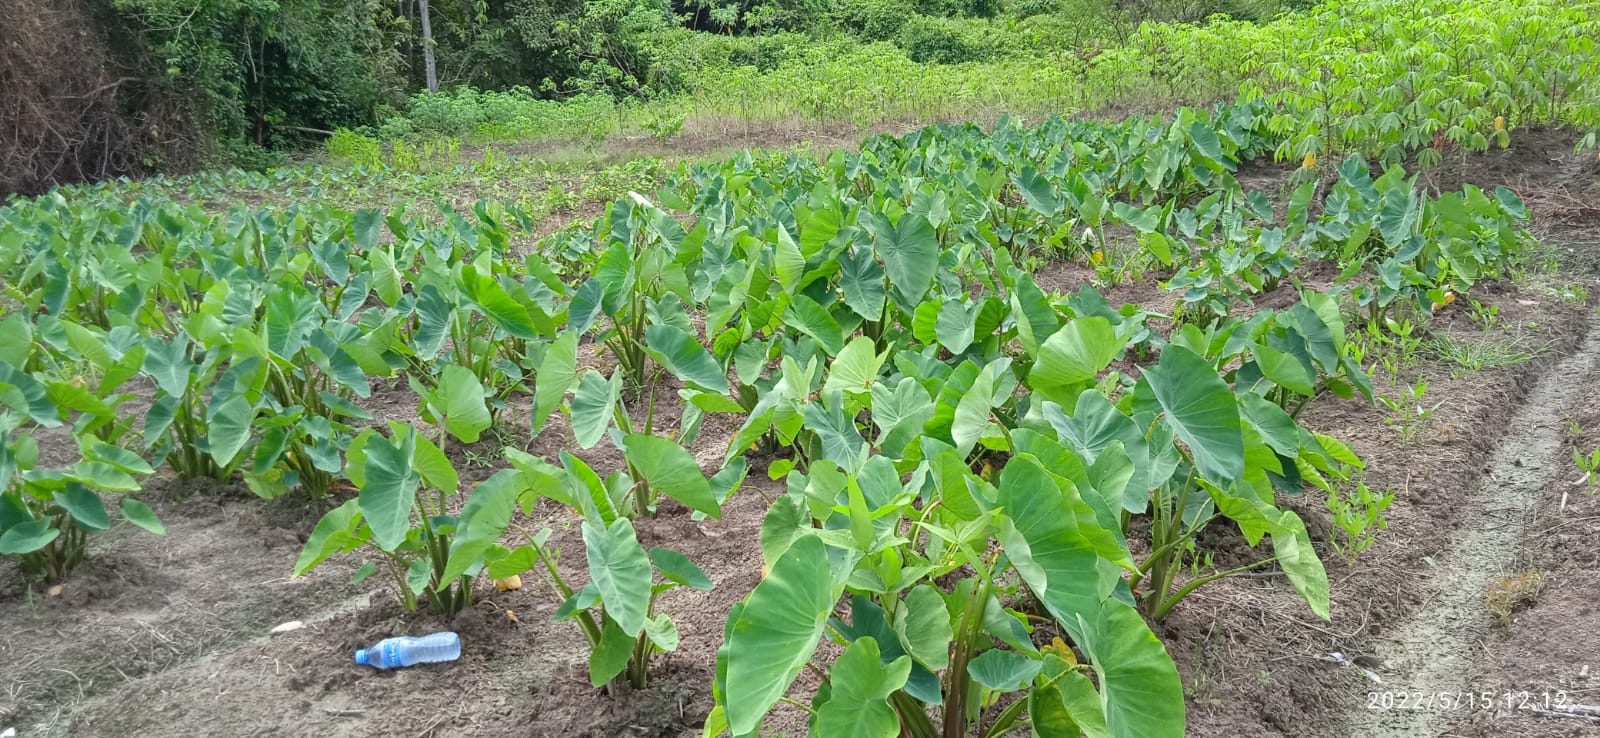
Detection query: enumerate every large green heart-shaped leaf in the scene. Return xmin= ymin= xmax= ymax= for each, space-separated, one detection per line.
xmin=644 ymin=324 xmax=728 ymax=393
xmin=838 ymin=247 xmax=886 ymax=321
xmin=1030 ymin=317 xmax=1122 ymax=399
xmin=55 ymin=484 xmax=110 ymax=531
xmin=622 ymin=433 xmax=720 ymax=518
xmin=1135 ymin=344 xmax=1244 ymax=484
xmin=119 ymin=498 xmax=165 ymax=536
xmin=896 ymin=584 xmax=952 ymax=671
xmin=867 ymin=211 xmax=939 ymax=304
xmin=1272 ymin=510 xmax=1330 ymax=619
xmin=206 ymin=395 xmax=255 ymax=468
xmin=460 ymin=265 xmax=539 ymax=340
xmin=1073 ymin=600 xmax=1185 ymax=738
xmin=822 ymin=336 xmax=888 ymax=398
xmin=724 ymin=534 xmax=833 ymax=735
xmin=358 ymin=430 xmax=419 ymax=552
xmin=583 ymin=518 xmax=652 ymax=637
xmin=294 ymin=498 xmax=364 ymax=575
xmin=815 ymin=637 xmax=910 ymax=738
xmin=967 ymin=648 xmax=1043 ymax=692
xmin=441 ymin=469 xmax=523 ymax=583
xmin=0 ymin=518 xmax=58 ymax=555
xmin=435 ymin=364 xmax=492 ymax=444
xmin=533 ymin=331 xmax=579 ymax=436
xmin=782 ymin=295 xmax=845 ymax=356
xmin=570 ymin=370 xmax=620 ymax=450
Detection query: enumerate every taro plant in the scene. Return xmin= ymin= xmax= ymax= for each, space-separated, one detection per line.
xmin=293 ymin=422 xmax=530 ymax=614
xmin=710 ymin=430 xmax=1187 ymax=738
xmin=0 ymin=411 xmax=163 ymax=582
xmin=489 ymin=450 xmax=717 ymax=690
xmin=568 ymin=194 xmax=692 ymax=388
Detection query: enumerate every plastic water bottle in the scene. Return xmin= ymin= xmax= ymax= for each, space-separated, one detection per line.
xmin=353 ymin=632 xmax=461 ymax=669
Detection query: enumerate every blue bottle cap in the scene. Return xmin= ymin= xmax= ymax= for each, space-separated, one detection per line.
xmin=354 ymin=648 xmax=370 ymax=665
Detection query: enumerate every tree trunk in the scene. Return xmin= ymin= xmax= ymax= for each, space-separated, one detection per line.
xmin=419 ymin=0 xmax=437 ymax=92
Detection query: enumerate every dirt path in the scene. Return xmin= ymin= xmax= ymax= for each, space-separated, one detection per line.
xmin=1340 ymin=317 xmax=1600 ymax=738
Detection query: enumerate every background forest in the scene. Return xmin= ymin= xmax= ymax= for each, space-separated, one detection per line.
xmin=1 ymin=0 xmax=1304 ymax=195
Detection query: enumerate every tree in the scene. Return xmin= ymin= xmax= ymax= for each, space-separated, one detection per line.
xmin=420 ymin=0 xmax=438 ymax=91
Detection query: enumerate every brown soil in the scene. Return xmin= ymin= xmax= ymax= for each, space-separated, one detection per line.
xmin=4 ymin=128 xmax=1600 ymax=738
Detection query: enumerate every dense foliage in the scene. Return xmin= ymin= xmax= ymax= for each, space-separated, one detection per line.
xmin=0 ymin=89 xmax=1537 ymax=733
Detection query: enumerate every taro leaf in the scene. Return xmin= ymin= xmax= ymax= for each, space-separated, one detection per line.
xmin=803 ymin=393 xmax=868 ymax=468
xmin=1073 ymin=599 xmax=1186 ymax=738
xmin=1272 ymin=510 xmax=1331 ymax=619
xmin=358 ymin=431 xmax=419 ymax=552
xmin=936 ymin=299 xmax=976 ymax=355
xmin=1030 ymin=317 xmax=1122 ymax=398
xmin=436 ymin=364 xmax=492 ymax=444
xmin=1010 ymin=273 xmax=1059 ymax=355
xmin=293 ymin=498 xmax=362 ymax=575
xmin=568 ymin=279 xmax=605 ymax=335
xmin=55 ymin=484 xmax=110 ymax=531
xmin=645 ymin=324 xmax=728 ymax=393
xmin=412 ymin=284 xmax=452 ymax=360
xmin=867 ymin=211 xmax=939 ymax=304
xmin=461 ymin=265 xmax=538 ymax=340
xmin=0 ymin=361 xmax=61 ymax=427
xmin=622 ymin=433 xmax=720 ymax=518
xmin=783 ymin=295 xmax=845 ymax=356
xmin=71 ymin=462 xmax=139 ymax=492
xmin=206 ymin=395 xmax=254 ymax=467
xmin=1494 ymin=186 xmax=1527 ymax=219
xmin=1014 ymin=165 xmax=1064 ymax=217
xmin=895 ymin=585 xmax=952 ymax=670
xmin=644 ymin=613 xmax=681 ymax=652
xmin=589 ymin=619 xmax=635 ymax=687
xmin=831 ymin=593 xmax=943 ymax=705
xmin=412 ymin=432 xmax=458 ymax=494
xmin=570 ymin=370 xmax=620 ymax=450
xmin=815 ymin=637 xmax=910 ymax=738
xmin=1252 ymin=342 xmax=1316 ymax=396
xmin=487 ymin=543 xmax=541 ymax=579
xmin=533 ymin=331 xmax=579 ymax=435
xmin=774 ymin=225 xmax=805 ymax=291
xmin=951 ymin=360 xmax=1003 ymax=457
xmin=839 ymin=246 xmax=886 ymax=321
xmin=0 ymin=518 xmax=58 ymax=555
xmin=822 ymin=336 xmax=888 ymax=398
xmin=0 ymin=314 xmax=30 ymax=368
xmin=119 ymin=498 xmax=165 ymax=536
xmin=1187 ymin=120 xmax=1226 ymax=165
xmin=440 ymin=469 xmax=523 ymax=583
xmin=724 ymin=535 xmax=833 ymax=735
xmin=759 ymin=496 xmax=806 ymax=569
xmin=352 ymin=209 xmax=383 ymax=250
xmin=1034 ymin=653 xmax=1117 ymax=738
xmin=1240 ymin=393 xmax=1300 ymax=458
xmin=583 ymin=518 xmax=653 ymax=637
xmin=967 ymin=649 xmax=1043 ymax=692
xmin=996 ymin=455 xmax=1110 ymax=621
xmin=650 ymin=547 xmax=714 ymax=591
xmin=405 ymin=556 xmax=431 ymax=596
xmin=1135 ymin=344 xmax=1244 ymax=484
xmin=85 ymin=442 xmax=155 ymax=476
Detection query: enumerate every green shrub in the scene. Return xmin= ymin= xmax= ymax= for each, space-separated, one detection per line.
xmin=895 ymin=14 xmax=996 ymax=63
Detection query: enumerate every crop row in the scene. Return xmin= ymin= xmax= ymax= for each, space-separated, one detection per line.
xmin=0 ymin=101 xmax=1533 ymax=737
